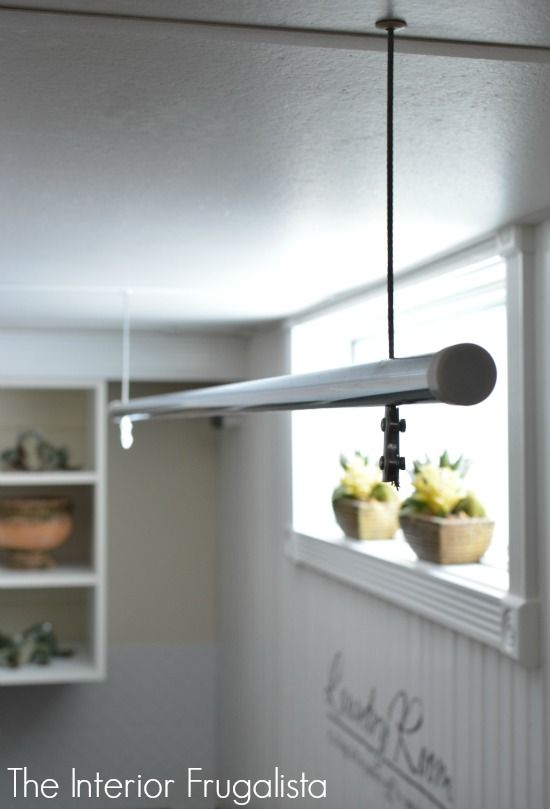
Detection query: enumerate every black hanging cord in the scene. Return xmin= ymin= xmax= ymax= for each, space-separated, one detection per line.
xmin=376 ymin=17 xmax=406 ymax=358
xmin=376 ymin=18 xmax=407 ymax=487
xmin=386 ymin=26 xmax=395 ymax=359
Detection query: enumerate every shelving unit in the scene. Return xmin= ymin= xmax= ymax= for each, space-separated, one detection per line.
xmin=0 ymin=379 xmax=106 ymax=685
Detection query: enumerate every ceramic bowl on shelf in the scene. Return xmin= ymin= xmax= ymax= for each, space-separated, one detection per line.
xmin=0 ymin=497 xmax=74 ymax=569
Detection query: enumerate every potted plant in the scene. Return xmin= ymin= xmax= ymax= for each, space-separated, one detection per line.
xmin=332 ymin=452 xmax=399 ymax=540
xmin=399 ymin=452 xmax=494 ymax=564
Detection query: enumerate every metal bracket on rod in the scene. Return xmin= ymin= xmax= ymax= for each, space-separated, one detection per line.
xmin=379 ymin=405 xmax=406 ymax=488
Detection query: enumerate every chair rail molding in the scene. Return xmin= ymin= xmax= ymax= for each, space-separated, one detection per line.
xmin=287 ymin=530 xmax=540 ymax=667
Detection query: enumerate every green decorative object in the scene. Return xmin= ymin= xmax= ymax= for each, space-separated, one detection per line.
xmin=1 ymin=430 xmax=76 ymax=472
xmin=0 ymin=622 xmax=73 ymax=668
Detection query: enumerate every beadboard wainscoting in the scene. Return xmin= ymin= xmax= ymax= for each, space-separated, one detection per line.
xmin=281 ymin=563 xmax=544 ymax=809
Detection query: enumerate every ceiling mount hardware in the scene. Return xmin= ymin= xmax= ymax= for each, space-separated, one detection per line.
xmin=375 ymin=19 xmax=407 ymax=32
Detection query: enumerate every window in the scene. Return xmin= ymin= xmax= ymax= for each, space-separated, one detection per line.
xmin=287 ymin=229 xmax=540 ymax=666
xmin=291 ymin=255 xmax=508 ymax=568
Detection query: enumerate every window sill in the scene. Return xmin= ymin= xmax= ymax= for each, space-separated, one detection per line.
xmin=286 ymin=529 xmax=539 ymax=667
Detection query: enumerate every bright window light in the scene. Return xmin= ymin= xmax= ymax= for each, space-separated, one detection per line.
xmin=291 ymin=256 xmax=508 ymax=569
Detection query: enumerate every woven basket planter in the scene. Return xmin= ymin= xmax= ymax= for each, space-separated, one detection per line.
xmin=333 ymin=498 xmax=399 ymax=540
xmin=400 ymin=512 xmax=494 ymax=564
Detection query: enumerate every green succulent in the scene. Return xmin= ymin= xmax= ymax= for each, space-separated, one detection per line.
xmin=452 ymin=494 xmax=486 ymax=518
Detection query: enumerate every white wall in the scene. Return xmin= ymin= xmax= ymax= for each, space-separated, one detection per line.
xmin=218 ymin=330 xmax=291 ymax=788
xmin=108 ymin=382 xmax=219 ymax=644
xmin=218 ymin=227 xmax=550 ymax=808
xmin=535 ymin=218 xmax=550 ymax=807
xmin=0 ymin=328 xmax=246 ymax=382
xmin=0 ymin=644 xmax=216 ymax=809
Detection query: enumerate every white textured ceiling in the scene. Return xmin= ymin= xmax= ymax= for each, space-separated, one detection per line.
xmin=1 ymin=0 xmax=550 ymax=330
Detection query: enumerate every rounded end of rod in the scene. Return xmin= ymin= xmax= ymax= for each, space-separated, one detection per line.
xmin=428 ymin=343 xmax=497 ymax=406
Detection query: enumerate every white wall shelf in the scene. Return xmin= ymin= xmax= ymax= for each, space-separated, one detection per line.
xmin=0 ymin=566 xmax=97 ymax=589
xmin=0 ymin=379 xmax=106 ymax=685
xmin=0 ymin=646 xmax=100 ymax=686
xmin=0 ymin=471 xmax=98 ymax=486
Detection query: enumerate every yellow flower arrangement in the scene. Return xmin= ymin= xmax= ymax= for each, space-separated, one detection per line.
xmin=402 ymin=452 xmax=486 ymax=518
xmin=333 ymin=452 xmax=398 ymax=504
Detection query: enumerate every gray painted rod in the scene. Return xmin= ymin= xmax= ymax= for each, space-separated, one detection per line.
xmin=109 ymin=343 xmax=497 ymax=422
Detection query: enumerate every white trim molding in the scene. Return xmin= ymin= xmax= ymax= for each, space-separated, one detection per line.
xmin=287 ymin=531 xmax=540 ymax=668
xmin=499 ymin=226 xmax=539 ymax=600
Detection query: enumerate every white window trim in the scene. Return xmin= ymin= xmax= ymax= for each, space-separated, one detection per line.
xmin=285 ymin=225 xmax=540 ymax=668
